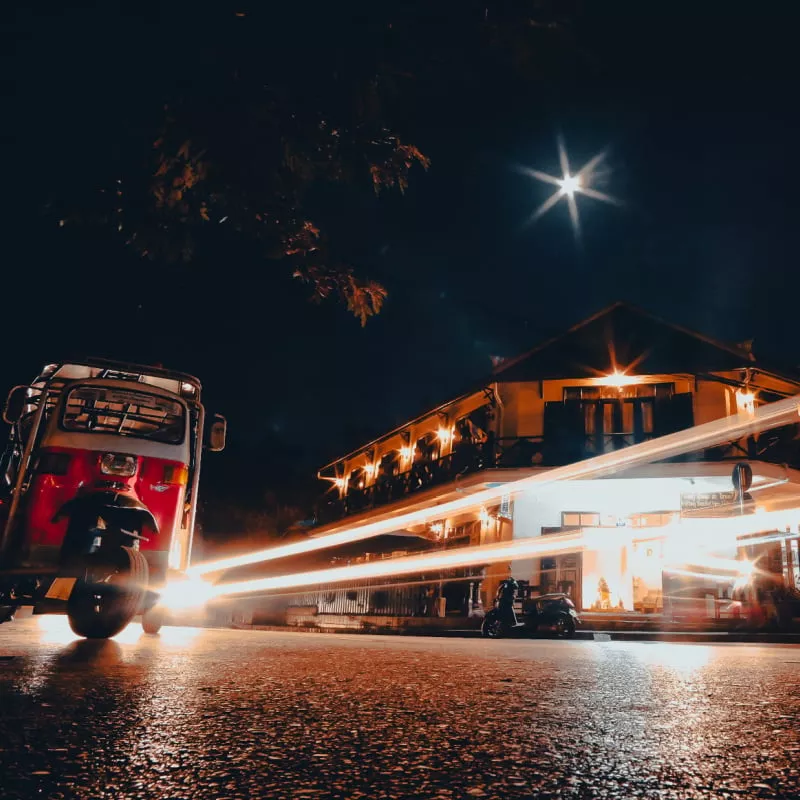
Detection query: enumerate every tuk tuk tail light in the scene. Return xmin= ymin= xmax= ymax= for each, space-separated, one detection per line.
xmin=162 ymin=464 xmax=189 ymax=486
xmin=100 ymin=453 xmax=137 ymax=477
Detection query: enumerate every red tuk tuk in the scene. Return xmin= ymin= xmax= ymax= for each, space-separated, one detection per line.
xmin=0 ymin=358 xmax=225 ymax=638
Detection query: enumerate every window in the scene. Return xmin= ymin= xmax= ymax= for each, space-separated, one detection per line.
xmin=628 ymin=512 xmax=674 ymax=528
xmin=61 ymin=386 xmax=185 ymax=444
xmin=348 ymin=468 xmax=366 ymax=492
xmin=415 ymin=433 xmax=440 ymax=462
xmin=564 ymin=383 xmax=674 ymax=401
xmin=454 ymin=407 xmax=490 ymax=449
xmin=563 ymin=383 xmax=674 ymax=454
xmin=445 ymin=520 xmax=481 ymax=547
xmin=377 ymin=451 xmax=401 ymax=481
xmin=562 ymin=512 xmax=600 ymax=528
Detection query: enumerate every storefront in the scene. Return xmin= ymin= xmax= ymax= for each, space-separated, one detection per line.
xmin=510 ymin=464 xmax=800 ymax=618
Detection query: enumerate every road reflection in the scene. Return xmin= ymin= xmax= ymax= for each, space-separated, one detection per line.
xmin=53 ymin=638 xmax=123 ymax=669
xmin=631 ymin=642 xmax=714 ymax=675
xmin=35 ymin=614 xmax=203 ymax=648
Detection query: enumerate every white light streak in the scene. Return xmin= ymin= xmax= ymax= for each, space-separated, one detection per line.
xmin=664 ymin=567 xmax=744 ymax=583
xmin=188 ymin=395 xmax=800 ymax=578
xmin=209 ymin=529 xmax=596 ymax=598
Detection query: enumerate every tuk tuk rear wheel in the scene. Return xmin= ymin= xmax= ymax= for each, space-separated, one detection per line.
xmin=67 ymin=546 xmax=149 ymax=639
xmin=141 ymin=607 xmax=165 ymax=635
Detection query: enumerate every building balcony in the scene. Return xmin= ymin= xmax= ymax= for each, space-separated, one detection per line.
xmin=316 ymin=425 xmax=800 ymax=526
xmin=316 ymin=436 xmax=538 ymax=525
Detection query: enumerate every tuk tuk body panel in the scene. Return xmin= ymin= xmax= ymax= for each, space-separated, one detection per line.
xmin=23 ymin=446 xmax=188 ymax=557
xmin=25 ymin=376 xmax=193 ymax=561
xmin=14 ymin=377 xmax=194 ymax=574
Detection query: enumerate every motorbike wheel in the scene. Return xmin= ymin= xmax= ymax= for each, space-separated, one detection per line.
xmin=555 ymin=615 xmax=576 ymax=638
xmin=141 ymin=606 xmax=165 ymax=635
xmin=67 ymin=546 xmax=149 ymax=640
xmin=481 ymin=614 xmax=507 ymax=638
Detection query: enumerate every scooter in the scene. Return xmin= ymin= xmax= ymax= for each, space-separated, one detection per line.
xmin=482 ymin=592 xmax=580 ymax=638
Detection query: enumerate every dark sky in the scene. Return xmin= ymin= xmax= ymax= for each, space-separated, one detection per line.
xmin=6 ymin=2 xmax=800 ymax=480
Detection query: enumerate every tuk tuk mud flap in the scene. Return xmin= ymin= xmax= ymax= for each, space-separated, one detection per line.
xmin=44 ymin=577 xmax=77 ymax=601
xmin=32 ymin=577 xmax=77 ymax=614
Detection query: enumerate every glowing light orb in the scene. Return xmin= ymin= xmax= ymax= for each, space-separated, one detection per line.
xmin=157 ymin=577 xmax=215 ymax=611
xmin=518 ymin=138 xmax=617 ymax=238
xmin=558 ymin=173 xmax=582 ymax=196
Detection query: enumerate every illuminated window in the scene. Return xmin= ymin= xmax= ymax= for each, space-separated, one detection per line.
xmin=629 ymin=512 xmax=673 ymax=527
xmin=562 ymin=512 xmax=600 ymax=528
xmin=564 ymin=383 xmax=674 ymax=401
xmin=563 ymin=384 xmax=673 ymax=455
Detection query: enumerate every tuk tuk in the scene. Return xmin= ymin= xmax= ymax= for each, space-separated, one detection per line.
xmin=0 ymin=358 xmax=226 ymax=638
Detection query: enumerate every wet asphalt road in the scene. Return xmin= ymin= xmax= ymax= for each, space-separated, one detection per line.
xmin=1 ymin=619 xmax=799 ymax=800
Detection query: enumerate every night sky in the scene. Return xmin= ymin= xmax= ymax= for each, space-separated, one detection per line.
xmin=6 ymin=2 xmax=800 ymax=489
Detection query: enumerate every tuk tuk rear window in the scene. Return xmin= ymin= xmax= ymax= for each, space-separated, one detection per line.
xmin=61 ymin=386 xmax=185 ymax=444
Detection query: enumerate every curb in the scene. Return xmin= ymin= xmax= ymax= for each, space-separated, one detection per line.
xmin=232 ymin=623 xmax=800 ymax=644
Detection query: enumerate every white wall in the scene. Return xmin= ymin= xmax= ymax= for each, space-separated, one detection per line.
xmin=512 ymin=477 xmax=687 ymax=536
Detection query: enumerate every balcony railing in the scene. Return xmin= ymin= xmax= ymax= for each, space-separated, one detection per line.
xmin=317 ymin=437 xmax=543 ymax=524
xmin=316 ymin=425 xmax=800 ymax=525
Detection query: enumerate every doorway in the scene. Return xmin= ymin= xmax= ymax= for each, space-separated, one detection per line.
xmin=538 ymin=553 xmax=581 ymax=608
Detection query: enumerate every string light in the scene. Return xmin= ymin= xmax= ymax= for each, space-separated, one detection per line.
xmin=736 ymin=390 xmax=756 ymax=416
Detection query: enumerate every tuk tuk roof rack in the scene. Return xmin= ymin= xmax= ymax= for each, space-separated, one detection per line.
xmin=25 ymin=358 xmax=203 ymax=406
xmin=34 ymin=356 xmax=202 ymax=395
xmin=60 ymin=357 xmax=201 ymax=389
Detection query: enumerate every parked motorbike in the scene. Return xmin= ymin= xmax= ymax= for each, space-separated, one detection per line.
xmin=482 ymin=592 xmax=580 ymax=638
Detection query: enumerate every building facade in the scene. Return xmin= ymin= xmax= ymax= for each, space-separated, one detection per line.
xmin=305 ymin=303 xmax=800 ymax=622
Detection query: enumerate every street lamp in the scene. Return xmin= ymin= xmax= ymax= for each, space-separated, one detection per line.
xmin=518 ymin=138 xmax=616 ymax=237
xmin=558 ymin=173 xmax=582 ymax=197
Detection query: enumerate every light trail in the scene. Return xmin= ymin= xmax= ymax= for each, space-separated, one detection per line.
xmin=188 ymin=395 xmax=800 ymax=578
xmin=662 ymin=567 xmax=744 ymax=583
xmin=205 ymin=505 xmax=800 ymax=599
xmin=208 ymin=529 xmax=597 ymax=598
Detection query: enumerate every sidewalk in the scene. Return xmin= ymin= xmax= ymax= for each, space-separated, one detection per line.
xmin=231 ymin=609 xmax=800 ymax=643
xmin=233 ymin=621 xmax=800 ymax=643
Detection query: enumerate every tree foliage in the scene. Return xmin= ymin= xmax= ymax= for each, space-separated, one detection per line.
xmin=57 ymin=1 xmax=577 ymax=323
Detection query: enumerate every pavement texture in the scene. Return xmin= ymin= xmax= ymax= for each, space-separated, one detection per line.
xmin=1 ymin=617 xmax=799 ymax=800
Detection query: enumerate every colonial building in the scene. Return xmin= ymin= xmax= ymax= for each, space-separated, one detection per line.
xmin=307 ymin=303 xmax=800 ymax=622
